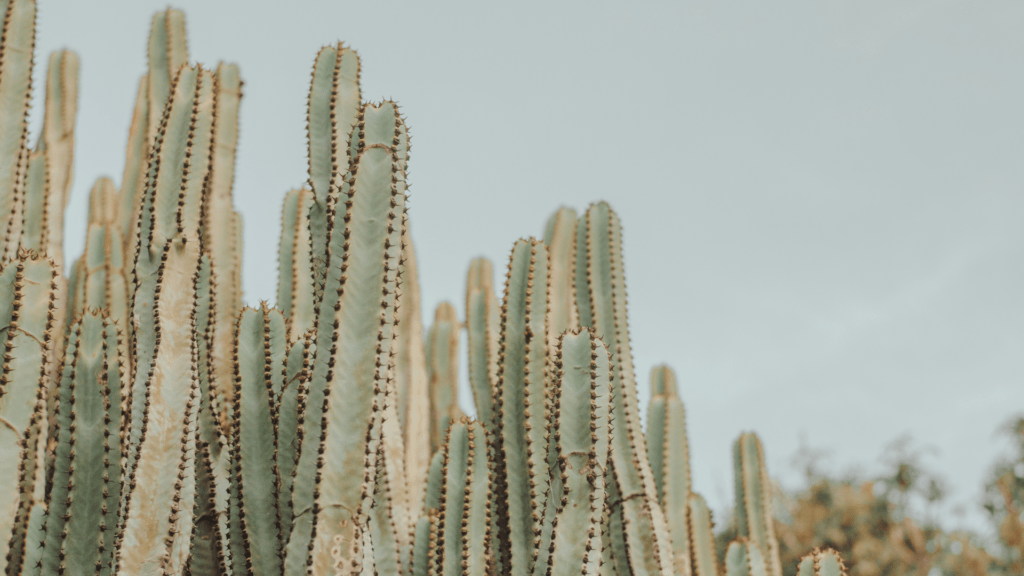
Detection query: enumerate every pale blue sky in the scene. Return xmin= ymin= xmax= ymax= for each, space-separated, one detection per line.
xmin=34 ymin=1 xmax=1023 ymax=533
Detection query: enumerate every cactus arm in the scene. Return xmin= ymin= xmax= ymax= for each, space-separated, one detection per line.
xmin=725 ymin=539 xmax=767 ymax=576
xmin=146 ymin=9 xmax=188 ymax=143
xmin=117 ymin=75 xmax=150 ymax=253
xmin=543 ymin=328 xmax=612 ymax=576
xmin=796 ymin=549 xmax=847 ymax=576
xmin=37 ymin=50 xmax=78 ymax=270
xmin=229 ymin=306 xmax=286 ymax=575
xmin=206 ymin=63 xmax=244 ymax=422
xmin=0 ymin=255 xmax=56 ymax=574
xmin=576 ymin=202 xmax=674 ymax=575
xmin=410 ymin=515 xmax=432 ymax=576
xmin=276 ymin=188 xmax=315 ymax=340
xmin=379 ymin=364 xmax=413 ymax=573
xmin=426 ymin=303 xmax=464 ymax=453
xmin=734 ymin=433 xmax=783 ymax=576
xmin=490 ymin=238 xmax=550 ymax=576
xmin=396 ymin=223 xmax=430 ymax=509
xmin=687 ymin=494 xmax=718 ymax=576
xmin=188 ymin=443 xmax=228 ymax=576
xmin=542 ymin=207 xmax=578 ymax=341
xmin=465 ymin=257 xmax=499 ymax=432
xmin=0 ymin=0 xmax=36 ymax=260
xmin=305 ymin=44 xmax=360 ymax=303
xmin=115 ymin=239 xmax=202 ymax=576
xmin=277 ymin=330 xmax=312 ymax=541
xmin=432 ymin=419 xmax=489 ymax=576
xmin=369 ymin=441 xmax=402 ymax=576
xmin=647 ymin=365 xmax=692 ymax=574
xmin=284 ymin=141 xmax=405 ymax=574
xmin=16 ymin=151 xmax=46 ymax=255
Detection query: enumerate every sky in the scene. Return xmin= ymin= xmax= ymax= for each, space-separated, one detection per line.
xmin=31 ymin=0 xmax=1023 ymax=534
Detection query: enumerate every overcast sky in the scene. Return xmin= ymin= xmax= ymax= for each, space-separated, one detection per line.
xmin=33 ymin=0 xmax=1023 ymax=533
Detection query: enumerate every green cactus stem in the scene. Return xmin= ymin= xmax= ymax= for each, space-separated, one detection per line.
xmin=276 ymin=187 xmax=316 ymax=340
xmin=542 ymin=207 xmax=578 ymax=343
xmin=432 ymin=418 xmax=490 ymax=576
xmin=491 ymin=237 xmax=550 ymax=576
xmin=0 ymin=0 xmax=37 ymax=261
xmin=733 ymin=432 xmax=783 ymax=576
xmin=305 ymin=43 xmax=360 ymax=305
xmin=646 ymin=365 xmax=692 ymax=574
xmin=543 ymin=328 xmax=612 ymax=576
xmin=0 ymin=252 xmax=58 ymax=574
xmin=228 ymin=305 xmax=287 ymax=576
xmin=465 ymin=257 xmax=498 ymax=434
xmin=725 ymin=538 xmax=768 ymax=576
xmin=796 ymin=549 xmax=848 ymax=576
xmin=574 ymin=201 xmax=674 ymax=575
xmin=36 ymin=49 xmax=79 ymax=271
xmin=41 ymin=310 xmax=125 ymax=576
xmin=426 ymin=302 xmax=465 ymax=454
xmin=277 ymin=329 xmax=313 ymax=541
xmin=283 ymin=128 xmax=406 ymax=574
xmin=688 ymin=493 xmax=718 ymax=576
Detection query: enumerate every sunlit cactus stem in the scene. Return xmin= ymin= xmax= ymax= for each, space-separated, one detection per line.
xmin=426 ymin=302 xmax=465 ymax=453
xmin=796 ymin=549 xmax=848 ymax=576
xmin=725 ymin=538 xmax=768 ymax=576
xmin=733 ymin=432 xmax=783 ymax=576
xmin=688 ymin=493 xmax=719 ymax=576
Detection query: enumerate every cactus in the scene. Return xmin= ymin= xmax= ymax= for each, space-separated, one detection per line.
xmin=426 ymin=302 xmax=465 ymax=453
xmin=41 ymin=310 xmax=125 ymax=575
xmin=796 ymin=549 xmax=848 ymax=576
xmin=688 ymin=493 xmax=719 ymax=576
xmin=465 ymin=257 xmax=499 ymax=432
xmin=733 ymin=432 xmax=783 ymax=576
xmin=574 ymin=201 xmax=674 ymax=575
xmin=0 ymin=5 xmax=866 ymax=576
xmin=725 ymin=538 xmax=769 ymax=576
xmin=646 ymin=365 xmax=693 ymax=574
xmin=543 ymin=327 xmax=612 ymax=576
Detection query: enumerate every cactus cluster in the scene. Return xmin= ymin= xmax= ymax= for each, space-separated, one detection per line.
xmin=0 ymin=3 xmax=855 ymax=575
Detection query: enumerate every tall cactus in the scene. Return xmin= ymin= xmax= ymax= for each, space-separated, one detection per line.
xmin=465 ymin=257 xmax=499 ymax=431
xmin=0 ymin=252 xmax=57 ymax=574
xmin=687 ymin=494 xmax=719 ymax=576
xmin=574 ymin=201 xmax=674 ymax=575
xmin=41 ymin=310 xmax=125 ymax=576
xmin=283 ymin=103 xmax=406 ymax=573
xmin=796 ymin=549 xmax=847 ymax=576
xmin=277 ymin=187 xmax=316 ymax=340
xmin=116 ymin=63 xmax=216 ymax=576
xmin=491 ymin=238 xmax=550 ymax=576
xmin=542 ymin=207 xmax=578 ymax=342
xmin=543 ymin=327 xmax=612 ymax=576
xmin=733 ymin=432 xmax=783 ymax=576
xmin=430 ymin=418 xmax=490 ymax=576
xmin=36 ymin=49 xmax=79 ymax=271
xmin=0 ymin=0 xmax=37 ymax=261
xmin=426 ymin=302 xmax=465 ymax=453
xmin=646 ymin=365 xmax=692 ymax=574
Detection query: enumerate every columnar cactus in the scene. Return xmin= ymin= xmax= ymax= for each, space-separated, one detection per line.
xmin=733 ymin=432 xmax=784 ymax=576
xmin=0 ymin=4 xmax=860 ymax=576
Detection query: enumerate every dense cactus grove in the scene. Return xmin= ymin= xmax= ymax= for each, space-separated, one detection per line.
xmin=0 ymin=2 xmax=1014 ymax=576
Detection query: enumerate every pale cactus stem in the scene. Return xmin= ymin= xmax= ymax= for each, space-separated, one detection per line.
xmin=574 ymin=201 xmax=674 ymax=575
xmin=369 ymin=443 xmax=403 ymax=576
xmin=646 ymin=365 xmax=693 ymax=575
xmin=733 ymin=432 xmax=783 ymax=576
xmin=0 ymin=252 xmax=57 ymax=575
xmin=377 ymin=358 xmax=413 ymax=573
xmin=283 ymin=137 xmax=406 ymax=574
xmin=36 ymin=49 xmax=79 ymax=272
xmin=0 ymin=0 xmax=36 ymax=261
xmin=426 ymin=302 xmax=465 ymax=454
xmin=205 ymin=62 xmax=244 ymax=428
xmin=41 ymin=310 xmax=125 ymax=576
xmin=542 ymin=207 xmax=578 ymax=343
xmin=543 ymin=328 xmax=612 ymax=576
xmin=796 ymin=549 xmax=848 ymax=576
xmin=410 ymin=514 xmax=432 ymax=576
xmin=490 ymin=238 xmax=550 ymax=576
xmin=687 ymin=493 xmax=719 ymax=576
xmin=431 ymin=418 xmax=490 ymax=576
xmin=276 ymin=187 xmax=316 ymax=340
xmin=725 ymin=538 xmax=768 ymax=576
xmin=304 ymin=44 xmax=360 ymax=307
xmin=464 ymin=257 xmax=499 ymax=434
xmin=277 ymin=329 xmax=313 ymax=542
